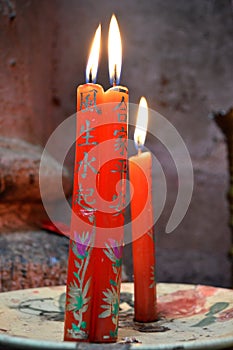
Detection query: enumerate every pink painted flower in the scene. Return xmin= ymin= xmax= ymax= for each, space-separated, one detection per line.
xmin=104 ymin=239 xmax=123 ymax=273
xmin=109 ymin=238 xmax=123 ymax=260
xmin=74 ymin=231 xmax=92 ymax=259
xmin=217 ymin=307 xmax=233 ymax=322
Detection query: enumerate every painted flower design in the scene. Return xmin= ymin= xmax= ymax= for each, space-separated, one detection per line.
xmin=104 ymin=239 xmax=123 ymax=274
xmin=67 ymin=279 xmax=90 ymax=314
xmin=99 ymin=285 xmax=119 ymax=326
xmin=74 ymin=231 xmax=92 ymax=259
xmin=66 ymin=229 xmax=94 ymax=339
xmin=100 ymin=238 xmax=122 ymax=338
xmin=149 ymin=265 xmax=156 ymax=289
xmin=217 ymin=307 xmax=233 ymax=322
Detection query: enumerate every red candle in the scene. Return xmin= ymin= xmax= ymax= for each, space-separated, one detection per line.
xmin=129 ymin=97 xmax=157 ymax=322
xmin=90 ymin=83 xmax=128 ymax=342
xmin=64 ymin=16 xmax=128 ymax=343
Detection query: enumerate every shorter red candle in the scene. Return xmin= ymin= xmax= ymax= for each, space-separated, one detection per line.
xmin=129 ymin=97 xmax=157 ymax=322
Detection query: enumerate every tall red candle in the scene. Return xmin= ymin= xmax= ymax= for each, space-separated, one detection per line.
xmin=64 ymin=16 xmax=128 ymax=343
xmin=129 ymin=97 xmax=157 ymax=322
xmin=89 ymin=84 xmax=128 ymax=341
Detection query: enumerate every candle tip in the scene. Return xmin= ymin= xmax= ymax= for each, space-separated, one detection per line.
xmin=134 ymin=97 xmax=149 ymax=150
xmin=86 ymin=24 xmax=101 ymax=83
xmin=108 ymin=14 xmax=122 ymax=86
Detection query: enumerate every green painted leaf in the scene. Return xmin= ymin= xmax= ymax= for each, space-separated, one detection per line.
xmin=72 ymin=242 xmax=79 ymax=258
xmin=99 ymin=309 xmax=111 ymax=318
xmin=103 ymin=290 xmax=111 ymax=298
xmin=74 ymin=272 xmax=81 ymax=281
xmin=81 ymin=321 xmax=87 ymax=329
xmin=110 ymin=328 xmax=118 ymax=337
xmin=81 ymin=304 xmax=88 ymax=314
xmin=206 ymin=302 xmax=229 ymax=316
xmin=192 ymin=316 xmax=216 ymax=327
xmin=110 ymin=279 xmax=118 ymax=287
xmin=73 ymin=311 xmax=81 ymax=322
xmin=115 ymin=258 xmax=122 ymax=267
xmin=83 ymin=277 xmax=91 ymax=299
xmin=105 ymin=242 xmax=111 ymax=251
xmin=74 ymin=295 xmax=83 ymax=311
xmin=74 ymin=260 xmax=81 ymax=269
xmin=112 ymin=300 xmax=119 ymax=316
xmin=104 ymin=249 xmax=115 ymax=262
xmin=112 ymin=315 xmax=117 ymax=325
xmin=72 ymin=323 xmax=80 ymax=332
xmin=77 ymin=253 xmax=86 ymax=260
xmin=83 ymin=296 xmax=91 ymax=306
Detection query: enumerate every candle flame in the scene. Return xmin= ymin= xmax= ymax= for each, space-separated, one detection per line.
xmin=86 ymin=24 xmax=101 ymax=83
xmin=134 ymin=97 xmax=148 ymax=150
xmin=108 ymin=14 xmax=122 ymax=86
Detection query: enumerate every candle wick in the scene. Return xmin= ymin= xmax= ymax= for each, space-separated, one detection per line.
xmin=89 ymin=69 xmax=92 ymax=83
xmin=137 ymin=137 xmax=142 ymax=156
xmin=113 ymin=64 xmax=117 ymax=86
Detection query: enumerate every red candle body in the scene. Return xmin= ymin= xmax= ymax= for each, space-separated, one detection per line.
xmin=64 ymin=83 xmax=128 ymax=342
xmin=90 ymin=86 xmax=128 ymax=342
xmin=129 ymin=151 xmax=157 ymax=322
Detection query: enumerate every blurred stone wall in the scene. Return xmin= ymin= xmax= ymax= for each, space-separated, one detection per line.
xmin=0 ymin=0 xmax=232 ymax=286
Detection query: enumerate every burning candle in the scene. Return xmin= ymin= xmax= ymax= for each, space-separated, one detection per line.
xmin=129 ymin=97 xmax=157 ymax=322
xmin=64 ymin=15 xmax=128 ymax=343
xmin=64 ymin=24 xmax=102 ymax=343
xmin=89 ymin=15 xmax=128 ymax=342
